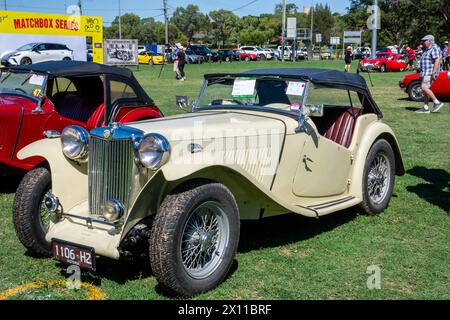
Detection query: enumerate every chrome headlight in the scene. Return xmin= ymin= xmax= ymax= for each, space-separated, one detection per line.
xmin=61 ymin=125 xmax=89 ymax=161
xmin=137 ymin=133 xmax=170 ymax=170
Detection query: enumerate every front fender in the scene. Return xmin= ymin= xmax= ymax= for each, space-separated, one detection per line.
xmin=17 ymin=138 xmax=88 ymax=211
xmin=349 ymin=121 xmax=404 ymax=198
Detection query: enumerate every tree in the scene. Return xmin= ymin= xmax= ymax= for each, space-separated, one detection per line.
xmin=309 ymin=3 xmax=335 ymax=45
xmin=274 ymin=3 xmax=299 ymax=15
xmin=208 ymin=10 xmax=239 ymax=48
xmin=171 ymin=5 xmax=209 ymax=42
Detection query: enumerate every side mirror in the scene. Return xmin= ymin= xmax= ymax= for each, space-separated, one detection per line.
xmin=176 ymin=95 xmax=189 ymax=111
xmin=295 ymin=104 xmax=324 ymax=133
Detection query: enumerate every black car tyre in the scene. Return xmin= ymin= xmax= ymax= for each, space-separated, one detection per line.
xmin=245 ymin=56 xmax=250 ymax=62
xmin=149 ymin=182 xmax=240 ymax=297
xmin=20 ymin=57 xmax=32 ymax=65
xmin=407 ymin=81 xmax=424 ymax=102
xmin=63 ymin=57 xmax=72 ymax=61
xmin=13 ymin=167 xmax=52 ymax=256
xmin=360 ymin=139 xmax=396 ymax=215
xmin=259 ymin=54 xmax=266 ymax=61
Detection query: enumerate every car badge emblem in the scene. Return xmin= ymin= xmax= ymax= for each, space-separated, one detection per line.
xmin=104 ymin=129 xmax=111 ymax=139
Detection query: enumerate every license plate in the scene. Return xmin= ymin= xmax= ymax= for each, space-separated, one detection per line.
xmin=52 ymin=240 xmax=96 ymax=271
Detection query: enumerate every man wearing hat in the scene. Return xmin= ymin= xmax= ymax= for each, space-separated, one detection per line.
xmin=416 ymin=35 xmax=444 ymax=113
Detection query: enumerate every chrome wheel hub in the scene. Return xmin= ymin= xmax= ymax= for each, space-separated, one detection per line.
xmin=368 ymin=154 xmax=391 ymax=204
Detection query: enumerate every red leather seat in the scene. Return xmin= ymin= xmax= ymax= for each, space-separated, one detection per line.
xmin=86 ymin=103 xmax=105 ymax=129
xmin=323 ymin=108 xmax=361 ymax=148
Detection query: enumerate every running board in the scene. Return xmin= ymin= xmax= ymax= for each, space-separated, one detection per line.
xmin=309 ymin=196 xmax=355 ymax=210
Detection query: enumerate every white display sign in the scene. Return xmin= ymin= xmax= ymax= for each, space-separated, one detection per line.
xmin=316 ymin=33 xmax=322 ymax=43
xmin=286 ymin=81 xmax=306 ymax=96
xmin=232 ymin=78 xmax=256 ymax=98
xmin=330 ymin=37 xmax=340 ymax=45
xmin=286 ymin=17 xmax=297 ymax=39
xmin=29 ymin=74 xmax=45 ymax=86
xmin=104 ymin=39 xmax=138 ymax=66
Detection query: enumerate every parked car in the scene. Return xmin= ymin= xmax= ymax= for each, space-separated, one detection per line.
xmin=217 ymin=49 xmax=240 ymax=62
xmin=3 ymin=60 xmax=163 ymax=255
xmin=399 ymin=70 xmax=450 ymax=101
xmin=232 ymin=49 xmax=257 ymax=62
xmin=138 ymin=45 xmax=147 ymax=54
xmin=0 ymin=43 xmax=74 ymax=66
xmin=320 ymin=50 xmax=332 ymax=60
xmin=138 ymin=51 xmax=164 ymax=65
xmin=360 ymin=53 xmax=407 ymax=72
xmin=270 ymin=48 xmax=281 ymax=60
xmin=185 ymin=49 xmax=204 ymax=64
xmin=277 ymin=46 xmax=307 ymax=60
xmin=187 ymin=44 xmax=219 ymax=62
xmin=240 ymin=46 xmax=273 ymax=60
xmin=353 ymin=47 xmax=371 ymax=60
xmin=15 ymin=68 xmax=404 ymax=297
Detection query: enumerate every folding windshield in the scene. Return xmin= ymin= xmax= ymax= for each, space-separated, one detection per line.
xmin=0 ymin=70 xmax=47 ymax=99
xmin=196 ymin=77 xmax=307 ymax=114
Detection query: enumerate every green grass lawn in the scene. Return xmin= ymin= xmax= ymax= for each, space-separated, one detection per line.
xmin=0 ymin=60 xmax=449 ymax=300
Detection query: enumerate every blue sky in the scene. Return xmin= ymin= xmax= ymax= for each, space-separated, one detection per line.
xmin=2 ymin=0 xmax=351 ymax=25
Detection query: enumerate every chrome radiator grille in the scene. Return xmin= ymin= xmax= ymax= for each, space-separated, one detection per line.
xmin=88 ymin=136 xmax=134 ymax=215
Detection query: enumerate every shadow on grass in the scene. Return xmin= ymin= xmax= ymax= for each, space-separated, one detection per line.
xmin=238 ymin=210 xmax=357 ymax=253
xmin=54 ymin=209 xmax=358 ymax=296
xmin=406 ymin=166 xmax=450 ymax=213
xmin=0 ymin=175 xmax=23 ymax=194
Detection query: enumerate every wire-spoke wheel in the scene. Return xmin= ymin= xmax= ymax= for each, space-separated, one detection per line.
xmin=181 ymin=201 xmax=229 ymax=280
xmin=361 ymin=139 xmax=396 ymax=215
xmin=367 ymin=154 xmax=391 ymax=205
xmin=149 ymin=182 xmax=239 ymax=297
xmin=408 ymin=81 xmax=425 ymax=102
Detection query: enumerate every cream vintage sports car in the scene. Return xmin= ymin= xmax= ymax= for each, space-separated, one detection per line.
xmin=14 ymin=68 xmax=405 ymax=297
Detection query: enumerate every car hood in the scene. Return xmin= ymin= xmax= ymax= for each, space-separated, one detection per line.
xmin=127 ymin=111 xmax=286 ymax=142
xmin=0 ymin=50 xmax=18 ymax=59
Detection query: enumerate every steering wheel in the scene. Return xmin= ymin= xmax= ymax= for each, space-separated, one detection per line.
xmin=14 ymin=88 xmax=27 ymax=94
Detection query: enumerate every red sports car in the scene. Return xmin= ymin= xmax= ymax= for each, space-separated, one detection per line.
xmin=360 ymin=53 xmax=407 ymax=72
xmin=232 ymin=49 xmax=257 ymax=62
xmin=399 ymin=70 xmax=450 ymax=101
xmin=0 ymin=61 xmax=163 ymax=176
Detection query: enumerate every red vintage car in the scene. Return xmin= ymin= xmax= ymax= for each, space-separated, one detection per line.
xmin=0 ymin=61 xmax=163 ymax=176
xmin=399 ymin=70 xmax=450 ymax=101
xmin=232 ymin=49 xmax=258 ymax=62
xmin=360 ymin=53 xmax=407 ymax=72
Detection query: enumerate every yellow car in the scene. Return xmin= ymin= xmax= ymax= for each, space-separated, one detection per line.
xmin=138 ymin=51 xmax=164 ymax=65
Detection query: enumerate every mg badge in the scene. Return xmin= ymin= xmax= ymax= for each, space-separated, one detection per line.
xmin=104 ymin=129 xmax=111 ymax=139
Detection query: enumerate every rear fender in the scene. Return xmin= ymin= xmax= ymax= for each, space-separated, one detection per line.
xmin=349 ymin=121 xmax=404 ymax=198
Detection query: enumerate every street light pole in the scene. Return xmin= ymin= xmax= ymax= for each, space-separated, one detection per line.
xmin=163 ymin=0 xmax=168 ymax=45
xmin=371 ymin=0 xmax=378 ymax=58
xmin=118 ymin=0 xmax=122 ymax=39
xmin=4 ymin=0 xmax=7 ymax=10
xmin=281 ymin=0 xmax=286 ymax=61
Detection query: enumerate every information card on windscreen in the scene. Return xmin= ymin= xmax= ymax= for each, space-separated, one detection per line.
xmin=286 ymin=81 xmax=306 ymax=96
xmin=232 ymin=77 xmax=256 ymax=98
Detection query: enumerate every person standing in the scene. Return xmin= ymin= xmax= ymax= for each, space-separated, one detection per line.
xmin=416 ymin=35 xmax=444 ymax=113
xmin=406 ymin=45 xmax=415 ymax=71
xmin=344 ymin=46 xmax=352 ymax=72
xmin=177 ymin=46 xmax=187 ymax=81
xmin=173 ymin=43 xmax=181 ymax=79
xmin=443 ymin=41 xmax=449 ymax=70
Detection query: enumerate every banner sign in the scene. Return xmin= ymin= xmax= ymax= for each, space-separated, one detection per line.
xmin=286 ymin=17 xmax=297 ymax=39
xmin=0 ymin=10 xmax=103 ymax=63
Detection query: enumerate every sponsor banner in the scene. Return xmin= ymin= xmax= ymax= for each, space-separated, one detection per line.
xmin=0 ymin=10 xmax=103 ymax=63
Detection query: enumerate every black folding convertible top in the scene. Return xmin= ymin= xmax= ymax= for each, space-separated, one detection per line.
xmin=204 ymin=68 xmax=381 ymax=115
xmin=205 ymin=68 xmax=368 ymax=91
xmin=7 ymin=60 xmax=133 ymax=78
